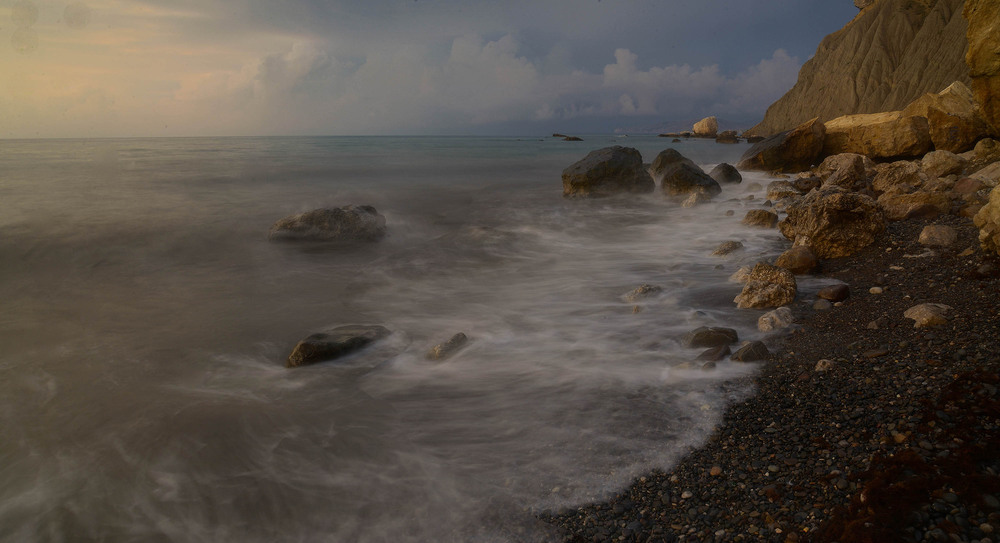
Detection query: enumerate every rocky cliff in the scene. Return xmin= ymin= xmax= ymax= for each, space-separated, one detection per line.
xmin=748 ymin=0 xmax=970 ymax=136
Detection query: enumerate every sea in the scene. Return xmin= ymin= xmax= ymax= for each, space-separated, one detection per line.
xmin=0 ymin=135 xmax=794 ymax=542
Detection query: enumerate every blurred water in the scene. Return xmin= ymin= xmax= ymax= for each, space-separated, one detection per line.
xmin=0 ymin=135 xmax=788 ymax=542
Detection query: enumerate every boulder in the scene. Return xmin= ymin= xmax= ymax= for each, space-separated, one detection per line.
xmin=709 ymin=163 xmax=742 ymax=184
xmin=651 ymin=149 xmax=722 ymax=200
xmin=269 ymin=205 xmax=388 ymax=242
xmin=742 ymin=209 xmax=779 ymax=228
xmin=734 ymin=262 xmax=797 ymax=309
xmin=712 ymin=241 xmax=744 ymax=256
xmin=682 ymin=190 xmax=715 ymax=207
xmin=817 ymin=153 xmax=874 ymax=192
xmin=793 ymin=176 xmax=822 ymax=193
xmin=970 ymin=162 xmax=1000 ymax=188
xmin=715 ymin=130 xmax=739 ymax=144
xmin=766 ymin=180 xmax=801 ymax=201
xmin=954 ymin=177 xmax=986 ymax=194
xmin=877 ymin=192 xmax=952 ymax=221
xmin=963 ymin=138 xmax=1000 ymax=171
xmin=286 ymin=325 xmax=391 ymax=368
xmin=697 ymin=345 xmax=731 ymax=362
xmin=682 ymin=326 xmax=738 ymax=348
xmin=737 ymin=118 xmax=826 ymax=173
xmin=964 ymin=0 xmax=1000 ymax=133
xmin=822 ymin=112 xmax=932 ymax=159
xmin=903 ymin=81 xmax=993 ymax=153
xmin=921 ymin=150 xmax=968 ymax=179
xmin=562 ymin=146 xmax=655 ymax=197
xmin=903 ymin=303 xmax=952 ymax=328
xmin=872 ymin=161 xmax=924 ymax=195
xmin=774 ymin=245 xmax=819 ymax=275
xmin=918 ymin=224 xmax=959 ymax=246
xmin=693 ymin=116 xmax=719 ymax=137
xmin=426 ymin=332 xmax=469 ymax=361
xmin=623 ymin=283 xmax=662 ymax=302
xmin=730 ymin=341 xmax=770 ymax=362
xmin=778 ymin=188 xmax=885 ymax=258
xmin=758 ymin=306 xmax=794 ymax=332
xmin=974 ymin=186 xmax=1000 ymax=255
xmin=817 ymin=284 xmax=850 ymax=303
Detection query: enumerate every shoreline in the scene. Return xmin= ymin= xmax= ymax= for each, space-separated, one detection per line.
xmin=544 ymin=213 xmax=1000 ymax=541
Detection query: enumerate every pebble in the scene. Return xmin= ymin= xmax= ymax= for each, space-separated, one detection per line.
xmin=814 ymin=299 xmax=833 ymax=311
xmin=870 ymin=286 xmax=884 ymax=294
xmin=681 ymin=491 xmax=693 ymax=500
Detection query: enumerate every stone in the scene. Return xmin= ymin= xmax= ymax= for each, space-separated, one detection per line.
xmin=778 ymin=188 xmax=885 ymax=258
xmin=742 ymin=210 xmax=779 ymax=228
xmin=971 ymin=162 xmax=1000 ymax=187
xmin=903 ymin=81 xmax=993 ymax=153
xmin=650 ymin=149 xmax=722 ymax=200
xmin=953 ymin=177 xmax=985 ymax=194
xmin=872 ymin=161 xmax=924 ymax=195
xmin=734 ymin=262 xmax=797 ymax=309
xmin=269 ymin=205 xmax=388 ymax=243
xmin=624 ymin=283 xmax=663 ymax=302
xmin=918 ymin=225 xmax=959 ymax=246
xmin=877 ymin=192 xmax=952 ymax=221
xmin=775 ymin=245 xmax=819 ymax=275
xmin=813 ymin=299 xmax=833 ymax=311
xmin=697 ymin=345 xmax=732 ymax=362
xmin=729 ymin=266 xmax=752 ymax=284
xmin=965 ymin=138 xmax=1000 ymax=171
xmin=712 ymin=240 xmax=744 ymax=256
xmin=766 ymin=180 xmax=801 ymax=201
xmin=816 ymin=153 xmax=875 ymax=191
xmin=965 ymin=0 xmax=1000 ymax=133
xmin=817 ymin=284 xmax=850 ymax=302
xmin=814 ymin=359 xmax=835 ymax=372
xmin=737 ymin=118 xmax=825 ymax=173
xmin=974 ymin=187 xmax=1000 ymax=255
xmin=793 ymin=176 xmax=821 ymax=193
xmin=681 ymin=190 xmax=715 ymax=207
xmin=709 ymin=163 xmax=742 ymax=184
xmin=903 ymin=303 xmax=952 ymax=328
xmin=869 ymin=286 xmax=884 ymax=294
xmin=562 ymin=146 xmax=655 ymax=197
xmin=922 ymin=150 xmax=968 ymax=179
xmin=758 ymin=306 xmax=794 ymax=332
xmin=682 ymin=327 xmax=739 ymax=348
xmin=426 ymin=332 xmax=469 ymax=361
xmin=286 ymin=325 xmax=391 ymax=368
xmin=822 ymin=112 xmax=932 ymax=159
xmin=730 ymin=341 xmax=770 ymax=362
xmin=693 ymin=116 xmax=719 ymax=137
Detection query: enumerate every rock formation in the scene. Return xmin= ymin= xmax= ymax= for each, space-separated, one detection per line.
xmin=269 ymin=205 xmax=388 ymax=242
xmin=749 ymin=0 xmax=970 ymax=136
xmin=737 ymin=118 xmax=826 ymax=173
xmin=286 ymin=325 xmax=391 ymax=368
xmin=693 ymin=116 xmax=719 ymax=137
xmin=650 ymin=148 xmax=722 ymax=201
xmin=822 ymin=112 xmax=932 ymax=159
xmin=562 ymin=146 xmax=655 ymax=197
xmin=778 ymin=187 xmax=886 ymax=258
xmin=964 ymin=0 xmax=1000 ymax=132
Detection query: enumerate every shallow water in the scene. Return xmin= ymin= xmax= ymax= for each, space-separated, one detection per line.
xmin=0 ymin=136 xmax=789 ymax=542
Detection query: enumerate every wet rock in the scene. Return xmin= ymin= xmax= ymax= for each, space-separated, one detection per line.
xmin=731 ymin=341 xmax=770 ymax=362
xmin=650 ymin=149 xmax=722 ymax=201
xmin=697 ymin=345 xmax=732 ymax=362
xmin=779 ymin=187 xmax=885 ymax=258
xmin=758 ymin=306 xmax=794 ymax=332
xmin=712 ymin=241 xmax=744 ymax=256
xmin=269 ymin=205 xmax=388 ymax=242
xmin=918 ymin=224 xmax=959 ymax=246
xmin=682 ymin=327 xmax=739 ymax=348
xmin=426 ymin=332 xmax=469 ymax=361
xmin=287 ymin=325 xmax=391 ymax=368
xmin=623 ymin=283 xmax=663 ymax=302
xmin=734 ymin=262 xmax=797 ymax=309
xmin=682 ymin=190 xmax=715 ymax=207
xmin=737 ymin=118 xmax=826 ymax=173
xmin=742 ymin=210 xmax=779 ymax=228
xmin=709 ymin=163 xmax=742 ymax=184
xmin=903 ymin=303 xmax=952 ymax=328
xmin=730 ymin=266 xmax=752 ymax=284
xmin=562 ymin=146 xmax=655 ymax=197
xmin=715 ymin=130 xmax=739 ymax=144
xmin=775 ymin=245 xmax=819 ymax=275
xmin=766 ymin=180 xmax=801 ymax=201
xmin=817 ymin=283 xmax=850 ymax=302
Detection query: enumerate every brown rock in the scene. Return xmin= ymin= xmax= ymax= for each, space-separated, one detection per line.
xmin=562 ymin=146 xmax=655 ymax=197
xmin=903 ymin=303 xmax=952 ymax=328
xmin=823 ymin=112 xmax=932 ymax=159
xmin=918 ymin=224 xmax=959 ymax=246
xmin=734 ymin=262 xmax=797 ymax=309
xmin=775 ymin=245 xmax=819 ymax=275
xmin=730 ymin=341 xmax=770 ymax=362
xmin=954 ymin=177 xmax=985 ymax=194
xmin=709 ymin=163 xmax=742 ymax=184
xmin=651 ymin=148 xmax=722 ymax=201
xmin=269 ymin=205 xmax=388 ymax=243
xmin=778 ymin=188 xmax=885 ymax=258
xmin=715 ymin=130 xmax=739 ymax=144
xmin=712 ymin=241 xmax=744 ymax=256
xmin=921 ymin=149 xmax=968 ymax=179
xmin=964 ymin=0 xmax=1000 ymax=133
xmin=682 ymin=326 xmax=739 ymax=348
xmin=697 ymin=345 xmax=732 ymax=362
xmin=694 ymin=116 xmax=719 ymax=137
xmin=766 ymin=180 xmax=801 ymax=201
xmin=873 ymin=160 xmax=924 ymax=195
xmin=963 ymin=138 xmax=1000 ymax=171
xmin=737 ymin=118 xmax=825 ymax=173
xmin=742 ymin=209 xmax=779 ymax=228
xmin=623 ymin=283 xmax=663 ymax=302
xmin=287 ymin=325 xmax=391 ymax=368
xmin=426 ymin=332 xmax=469 ymax=361
xmin=817 ymin=284 xmax=850 ymax=302
xmin=903 ymin=81 xmax=994 ymax=153
xmin=974 ymin=186 xmax=1000 ymax=255
xmin=877 ymin=191 xmax=952 ymax=221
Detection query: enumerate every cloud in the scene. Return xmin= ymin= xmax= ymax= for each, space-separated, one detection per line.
xmin=713 ymin=49 xmax=802 ymax=116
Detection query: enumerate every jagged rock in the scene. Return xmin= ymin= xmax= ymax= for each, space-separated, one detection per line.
xmin=709 ymin=163 xmax=742 ymax=184
xmin=286 ymin=325 xmax=391 ymax=368
xmin=562 ymin=146 xmax=655 ymax=197
xmin=873 ymin=160 xmax=924 ymax=195
xmin=712 ymin=241 xmax=744 ymax=256
xmin=963 ymin=138 xmax=1000 ymax=171
xmin=766 ymin=180 xmax=801 ymax=201
xmin=623 ymin=283 xmax=663 ymax=302
xmin=923 ymin=176 xmax=957 ymax=192
xmin=965 ymin=0 xmax=1000 ymax=133
xmin=734 ymin=262 xmax=797 ymax=309
xmin=922 ymin=150 xmax=968 ymax=179
xmin=682 ymin=326 xmax=738 ymax=348
xmin=749 ymin=0 xmax=970 ymax=137
xmin=737 ymin=118 xmax=825 ymax=173
xmin=793 ymin=176 xmax=822 ymax=193
xmin=269 ymin=205 xmax=388 ymax=242
xmin=855 ymin=0 xmax=875 ymax=9
xmin=903 ymin=81 xmax=993 ymax=153
xmin=697 ymin=345 xmax=732 ymax=361
xmin=651 ymin=149 xmax=722 ymax=200
xmin=682 ymin=190 xmax=715 ymax=207
xmin=778 ymin=187 xmax=885 ymax=258
xmin=974 ymin=186 xmax=1000 ymax=255
xmin=775 ymin=245 xmax=819 ymax=275
xmin=817 ymin=284 xmax=850 ymax=303
xmin=758 ymin=307 xmax=794 ymax=332
xmin=877 ymin=191 xmax=952 ymax=220
xmin=903 ymin=303 xmax=952 ymax=328
xmin=731 ymin=341 xmax=770 ymax=362
xmin=729 ymin=266 xmax=752 ymax=284
xmin=426 ymin=332 xmax=469 ymax=361
xmin=716 ymin=130 xmax=739 ymax=144
xmin=823 ymin=112 xmax=932 ymax=159
xmin=817 ymin=153 xmax=875 ymax=192
xmin=970 ymin=162 xmax=1000 ymax=187
xmin=742 ymin=209 xmax=779 ymax=228
xmin=693 ymin=116 xmax=719 ymax=137
xmin=918 ymin=224 xmax=959 ymax=246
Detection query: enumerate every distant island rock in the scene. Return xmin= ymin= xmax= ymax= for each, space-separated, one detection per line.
xmin=268 ymin=205 xmax=387 ymax=243
xmin=693 ymin=116 xmax=719 ymax=138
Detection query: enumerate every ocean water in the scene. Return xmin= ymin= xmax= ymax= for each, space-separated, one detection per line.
xmin=0 ymin=135 xmax=789 ymax=542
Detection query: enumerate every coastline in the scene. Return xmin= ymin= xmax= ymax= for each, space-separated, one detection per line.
xmin=545 ymin=213 xmax=1000 ymax=541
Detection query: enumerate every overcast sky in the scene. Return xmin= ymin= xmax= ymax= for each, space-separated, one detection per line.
xmin=0 ymin=0 xmax=859 ymax=138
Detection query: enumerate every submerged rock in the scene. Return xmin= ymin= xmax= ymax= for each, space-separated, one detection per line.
xmin=269 ymin=205 xmax=387 ymax=243
xmin=682 ymin=327 xmax=739 ymax=349
xmin=562 ymin=146 xmax=655 ymax=197
xmin=624 ymin=283 xmax=663 ymax=302
xmin=286 ymin=325 xmax=391 ymax=368
xmin=652 ymin=149 xmax=722 ymax=201
xmin=731 ymin=341 xmax=770 ymax=362
xmin=742 ymin=209 xmax=779 ymax=228
xmin=709 ymin=163 xmax=742 ymax=184
xmin=712 ymin=241 xmax=744 ymax=256
xmin=426 ymin=332 xmax=469 ymax=361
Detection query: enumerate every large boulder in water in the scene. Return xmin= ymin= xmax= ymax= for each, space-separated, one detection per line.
xmin=709 ymin=163 xmax=742 ymax=184
xmin=778 ymin=187 xmax=885 ymax=258
xmin=737 ymin=118 xmax=825 ymax=173
xmin=286 ymin=325 xmax=391 ymax=368
xmin=693 ymin=116 xmax=719 ymax=137
xmin=650 ymin=148 xmax=721 ymax=201
xmin=269 ymin=205 xmax=387 ymax=242
xmin=562 ymin=146 xmax=655 ymax=197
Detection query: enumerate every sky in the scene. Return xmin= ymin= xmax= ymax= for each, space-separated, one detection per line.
xmin=0 ymin=0 xmax=860 ymax=138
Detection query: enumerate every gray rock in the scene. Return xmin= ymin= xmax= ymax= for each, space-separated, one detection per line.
xmin=921 ymin=150 xmax=968 ymax=179
xmin=682 ymin=327 xmax=739 ymax=348
xmin=813 ymin=299 xmax=833 ymax=311
xmin=426 ymin=332 xmax=469 ymax=361
xmin=758 ymin=306 xmax=794 ymax=332
xmin=730 ymin=341 xmax=770 ymax=362
xmin=287 ymin=325 xmax=391 ymax=368
xmin=624 ymin=283 xmax=663 ymax=302
xmin=697 ymin=345 xmax=732 ymax=362
xmin=918 ymin=224 xmax=959 ymax=246
xmin=712 ymin=241 xmax=744 ymax=256
xmin=774 ymin=245 xmax=819 ymax=275
xmin=742 ymin=209 xmax=779 ymax=228
xmin=269 ymin=205 xmax=387 ymax=242
xmin=778 ymin=187 xmax=885 ymax=259
xmin=903 ymin=303 xmax=952 ymax=328
xmin=709 ymin=163 xmax=742 ymax=184
xmin=562 ymin=146 xmax=655 ymax=197
xmin=651 ymin=149 xmax=722 ymax=201
xmin=817 ymin=283 xmax=850 ymax=302
xmin=734 ymin=262 xmax=797 ymax=309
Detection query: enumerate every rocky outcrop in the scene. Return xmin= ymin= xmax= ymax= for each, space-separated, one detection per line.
xmin=562 ymin=146 xmax=655 ymax=197
xmin=822 ymin=112 xmax=932 ymax=159
xmin=779 ymin=187 xmax=885 ymax=258
xmin=964 ymin=0 xmax=1000 ymax=132
xmin=737 ymin=118 xmax=826 ymax=173
xmin=651 ymin=149 xmax=722 ymax=200
xmin=693 ymin=116 xmax=719 ymax=137
xmin=902 ymin=81 xmax=994 ymax=152
xmin=749 ymin=0 xmax=970 ymax=137
xmin=269 ymin=205 xmax=388 ymax=242
xmin=286 ymin=325 xmax=391 ymax=368
xmin=734 ymin=262 xmax=797 ymax=309
xmin=974 ymin=186 xmax=1000 ymax=255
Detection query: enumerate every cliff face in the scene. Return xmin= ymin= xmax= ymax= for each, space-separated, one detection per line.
xmin=748 ymin=0 xmax=970 ymax=136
